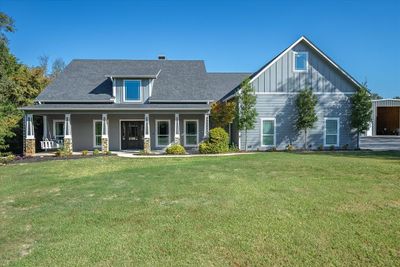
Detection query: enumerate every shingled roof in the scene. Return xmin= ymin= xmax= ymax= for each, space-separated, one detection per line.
xmin=37 ymin=59 xmax=245 ymax=103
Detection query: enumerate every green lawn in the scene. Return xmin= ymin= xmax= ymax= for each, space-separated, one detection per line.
xmin=1 ymin=152 xmax=399 ymax=266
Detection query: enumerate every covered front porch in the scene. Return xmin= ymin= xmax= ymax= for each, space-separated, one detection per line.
xmin=23 ymin=111 xmax=210 ymax=156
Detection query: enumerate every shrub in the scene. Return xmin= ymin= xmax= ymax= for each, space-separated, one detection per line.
xmin=329 ymin=145 xmax=335 ymax=151
xmin=286 ymin=144 xmax=295 ymax=151
xmin=318 ymin=145 xmax=324 ymax=151
xmin=0 ymin=154 xmax=15 ymax=165
xmin=82 ymin=150 xmax=89 ymax=156
xmin=93 ymin=149 xmax=100 ymax=156
xmin=271 ymin=147 xmax=277 ymax=152
xmin=165 ymin=144 xmax=186 ymax=155
xmin=55 ymin=148 xmax=72 ymax=157
xmin=229 ymin=144 xmax=240 ymax=153
xmin=199 ymin=127 xmax=229 ymax=154
xmin=342 ymin=144 xmax=349 ymax=150
xmin=106 ymin=151 xmax=112 ymax=156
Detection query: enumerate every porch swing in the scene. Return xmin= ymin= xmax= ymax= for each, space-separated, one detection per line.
xmin=40 ymin=119 xmax=64 ymax=151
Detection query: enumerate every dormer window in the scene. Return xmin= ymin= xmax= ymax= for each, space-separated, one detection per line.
xmin=123 ymin=80 xmax=142 ymax=102
xmin=293 ymin=52 xmax=308 ymax=72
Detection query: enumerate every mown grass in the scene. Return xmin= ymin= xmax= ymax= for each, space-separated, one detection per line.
xmin=0 ymin=151 xmax=399 ymax=266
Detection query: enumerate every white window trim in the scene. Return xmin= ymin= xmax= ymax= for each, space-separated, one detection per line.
xmin=293 ymin=51 xmax=308 ymax=73
xmin=122 ymin=80 xmax=142 ymax=103
xmin=260 ymin=117 xmax=276 ymax=147
xmin=184 ymin=119 xmax=199 ymax=147
xmin=324 ymin=117 xmax=340 ymax=147
xmin=53 ymin=120 xmax=65 ymax=141
xmin=93 ymin=120 xmax=102 ymax=148
xmin=155 ymin=119 xmax=171 ymax=147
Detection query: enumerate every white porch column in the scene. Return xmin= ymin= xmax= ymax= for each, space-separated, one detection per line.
xmin=174 ymin=113 xmax=180 ymax=144
xmin=204 ymin=113 xmax=210 ymax=139
xmin=144 ymin=113 xmax=151 ymax=153
xmin=43 ymin=115 xmax=48 ymax=140
xmin=24 ymin=114 xmax=35 ymax=156
xmin=101 ymin=114 xmax=109 ymax=152
xmin=63 ymin=114 xmax=73 ymax=153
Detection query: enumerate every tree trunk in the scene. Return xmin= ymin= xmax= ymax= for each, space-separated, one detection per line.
xmin=357 ymin=131 xmax=360 ymax=150
xmin=244 ymin=129 xmax=248 ymax=151
xmin=304 ymin=128 xmax=308 ymax=150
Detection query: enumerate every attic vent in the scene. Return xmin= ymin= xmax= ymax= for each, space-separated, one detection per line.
xmin=158 ymin=55 xmax=166 ymax=60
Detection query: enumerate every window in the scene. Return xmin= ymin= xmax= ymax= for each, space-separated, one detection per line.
xmin=156 ymin=120 xmax=170 ymax=147
xmin=325 ymin=118 xmax=339 ymax=146
xmin=53 ymin=120 xmax=64 ymax=142
xmin=184 ymin=120 xmax=198 ymax=146
xmin=261 ymin=118 xmax=276 ymax=146
xmin=293 ymin=52 xmax=308 ymax=72
xmin=123 ymin=80 xmax=141 ymax=102
xmin=94 ymin=120 xmax=102 ymax=147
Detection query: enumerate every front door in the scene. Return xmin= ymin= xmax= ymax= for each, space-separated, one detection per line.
xmin=121 ymin=121 xmax=144 ymax=150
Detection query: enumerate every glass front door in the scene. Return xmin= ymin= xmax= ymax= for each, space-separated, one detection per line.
xmin=121 ymin=121 xmax=144 ymax=150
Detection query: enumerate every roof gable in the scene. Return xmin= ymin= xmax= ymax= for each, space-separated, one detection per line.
xmin=249 ymin=36 xmax=361 ymax=89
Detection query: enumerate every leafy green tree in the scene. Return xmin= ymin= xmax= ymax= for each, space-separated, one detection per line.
xmin=237 ymin=78 xmax=258 ymax=151
xmin=393 ymin=96 xmax=400 ymax=99
xmin=0 ymin=12 xmax=50 ymax=152
xmin=351 ymin=86 xmax=372 ymax=149
xmin=0 ymin=11 xmax=14 ymax=44
xmin=295 ymin=88 xmax=318 ymax=150
xmin=210 ymin=101 xmax=236 ymax=128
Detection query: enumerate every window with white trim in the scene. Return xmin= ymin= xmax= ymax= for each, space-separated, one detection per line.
xmin=123 ymin=80 xmax=141 ymax=102
xmin=261 ymin=119 xmax=275 ymax=146
xmin=94 ymin=120 xmax=102 ymax=147
xmin=156 ymin=120 xmax=170 ymax=147
xmin=325 ymin=118 xmax=339 ymax=146
xmin=54 ymin=121 xmax=64 ymax=142
xmin=185 ymin=120 xmax=198 ymax=146
xmin=293 ymin=52 xmax=308 ymax=72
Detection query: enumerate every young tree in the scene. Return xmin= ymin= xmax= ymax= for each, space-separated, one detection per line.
xmin=394 ymin=96 xmax=400 ymax=99
xmin=350 ymin=86 xmax=372 ymax=149
xmin=237 ymin=78 xmax=258 ymax=151
xmin=210 ymin=101 xmax=236 ymax=128
xmin=295 ymin=88 xmax=318 ymax=150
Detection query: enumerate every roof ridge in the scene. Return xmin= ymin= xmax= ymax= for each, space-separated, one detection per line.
xmin=71 ymin=59 xmax=205 ymax=62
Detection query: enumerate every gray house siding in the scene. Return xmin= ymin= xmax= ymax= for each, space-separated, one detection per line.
xmin=45 ymin=113 xmax=206 ymax=151
xmin=114 ymin=79 xmax=151 ymax=104
xmin=239 ymin=40 xmax=359 ymax=150
xmin=240 ymin=94 xmax=357 ymax=150
xmin=252 ymin=42 xmax=357 ymax=94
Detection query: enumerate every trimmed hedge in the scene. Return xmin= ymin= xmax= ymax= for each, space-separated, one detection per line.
xmin=166 ymin=144 xmax=186 ymax=155
xmin=199 ymin=127 xmax=229 ymax=154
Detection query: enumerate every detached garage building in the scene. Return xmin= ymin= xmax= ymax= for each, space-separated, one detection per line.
xmin=362 ymin=99 xmax=400 ymax=150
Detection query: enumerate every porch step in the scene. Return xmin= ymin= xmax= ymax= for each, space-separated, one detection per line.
xmin=360 ymin=136 xmax=400 ymax=150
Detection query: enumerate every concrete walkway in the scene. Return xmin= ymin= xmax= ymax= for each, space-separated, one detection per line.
xmin=113 ymin=151 xmax=255 ymax=158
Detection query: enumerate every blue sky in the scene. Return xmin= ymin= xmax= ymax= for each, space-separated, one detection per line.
xmin=2 ymin=0 xmax=400 ymax=97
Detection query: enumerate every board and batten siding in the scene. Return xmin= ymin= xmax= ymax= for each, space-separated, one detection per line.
xmin=252 ymin=42 xmax=357 ymax=94
xmin=114 ymin=78 xmax=151 ymax=104
xmin=240 ymin=40 xmax=359 ymax=150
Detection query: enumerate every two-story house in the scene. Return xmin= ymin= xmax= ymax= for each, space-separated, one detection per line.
xmin=21 ymin=36 xmax=361 ymax=155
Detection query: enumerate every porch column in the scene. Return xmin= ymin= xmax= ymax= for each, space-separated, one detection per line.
xmin=63 ymin=114 xmax=73 ymax=153
xmin=204 ymin=113 xmax=210 ymax=139
xmin=43 ymin=115 xmax=48 ymax=140
xmin=101 ymin=114 xmax=109 ymax=152
xmin=174 ymin=113 xmax=180 ymax=144
xmin=24 ymin=114 xmax=35 ymax=156
xmin=144 ymin=114 xmax=151 ymax=153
